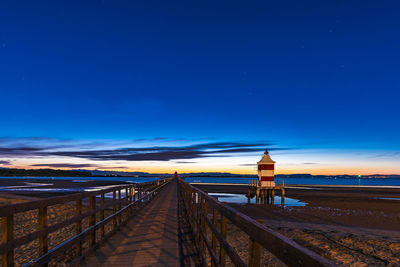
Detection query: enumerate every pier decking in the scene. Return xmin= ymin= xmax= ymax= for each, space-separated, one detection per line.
xmin=81 ymin=180 xmax=198 ymax=267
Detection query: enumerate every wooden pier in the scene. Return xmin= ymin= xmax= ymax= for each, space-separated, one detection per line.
xmin=0 ymin=178 xmax=334 ymax=267
xmin=81 ymin=179 xmax=198 ymax=266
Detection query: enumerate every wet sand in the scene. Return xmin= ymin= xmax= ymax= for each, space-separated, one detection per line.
xmin=195 ymin=184 xmax=400 ymax=266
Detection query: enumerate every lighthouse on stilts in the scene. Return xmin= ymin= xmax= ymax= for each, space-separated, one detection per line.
xmin=258 ymin=149 xmax=275 ymax=187
xmin=248 ymin=149 xmax=285 ymax=205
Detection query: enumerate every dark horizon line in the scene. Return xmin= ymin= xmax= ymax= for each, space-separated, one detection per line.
xmin=0 ymin=166 xmax=399 ymax=177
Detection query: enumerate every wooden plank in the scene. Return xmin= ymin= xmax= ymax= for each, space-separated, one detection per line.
xmin=125 ymin=188 xmax=128 ymax=207
xmin=38 ymin=207 xmax=48 ymax=267
xmin=211 ymin=208 xmax=217 ymax=267
xmin=100 ymin=193 xmax=105 ymax=238
xmin=1 ymin=215 xmax=14 ymax=267
xmin=112 ymin=191 xmax=116 ymax=230
xmin=220 ymin=215 xmax=227 ymax=267
xmin=76 ymin=199 xmax=82 ymax=257
xmin=118 ymin=190 xmax=122 ymax=225
xmin=89 ymin=196 xmax=96 ymax=248
xmin=248 ymin=219 xmax=262 ymax=267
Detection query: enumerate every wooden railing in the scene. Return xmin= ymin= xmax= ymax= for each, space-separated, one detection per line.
xmin=178 ymin=179 xmax=335 ymax=267
xmin=0 ymin=179 xmax=171 ymax=267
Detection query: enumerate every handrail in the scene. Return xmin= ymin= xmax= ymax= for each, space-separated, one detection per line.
xmin=0 ymin=180 xmax=159 ymax=216
xmin=178 ymin=178 xmax=335 ymax=267
xmin=27 ymin=180 xmax=171 ymax=267
xmin=0 ymin=178 xmax=171 ymax=267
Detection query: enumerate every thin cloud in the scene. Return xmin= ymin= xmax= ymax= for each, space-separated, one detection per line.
xmin=31 ymin=163 xmax=128 ymax=169
xmin=99 ymin=166 xmax=128 ymax=169
xmin=369 ymin=151 xmax=400 ymax=158
xmin=31 ymin=163 xmax=99 ymax=168
xmin=46 ymin=142 xmax=273 ymax=161
xmin=0 ymin=160 xmax=10 ymax=165
xmin=0 ymin=138 xmax=293 ymax=163
xmin=0 ymin=147 xmax=45 ymax=155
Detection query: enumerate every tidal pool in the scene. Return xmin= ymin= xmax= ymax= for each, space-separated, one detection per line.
xmin=208 ymin=192 xmax=307 ymax=207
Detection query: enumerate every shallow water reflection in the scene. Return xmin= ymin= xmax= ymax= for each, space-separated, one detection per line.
xmin=0 ymin=184 xmax=131 ymax=199
xmin=375 ymin=197 xmax=400 ymax=201
xmin=208 ymin=192 xmax=307 ymax=207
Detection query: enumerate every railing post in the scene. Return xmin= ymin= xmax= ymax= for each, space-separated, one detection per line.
xmin=125 ymin=188 xmax=129 ymax=207
xmin=113 ymin=190 xmax=117 ymax=229
xmin=190 ymin=190 xmax=196 ymax=236
xmin=100 ymin=193 xmax=105 ymax=238
xmin=138 ymin=187 xmax=142 ymax=207
xmin=1 ymin=215 xmax=14 ymax=267
xmin=191 ymin=191 xmax=196 ymax=228
xmin=281 ymin=180 xmax=285 ymax=206
xmin=271 ymin=189 xmax=275 ymax=205
xmin=256 ymin=189 xmax=260 ymax=204
xmin=219 ymin=215 xmax=227 ymax=267
xmin=89 ymin=196 xmax=96 ymax=248
xmin=38 ymin=207 xmax=48 ymax=267
xmin=248 ymin=219 xmax=262 ymax=267
xmin=75 ymin=199 xmax=82 ymax=257
xmin=203 ymin=199 xmax=208 ymax=264
xmin=197 ymin=193 xmax=202 ymax=250
xmin=118 ymin=189 xmax=122 ymax=225
xmin=211 ymin=208 xmax=217 ymax=267
xmin=248 ymin=180 xmax=251 ymax=204
xmin=125 ymin=188 xmax=129 ymax=220
xmin=130 ymin=187 xmax=134 ymax=214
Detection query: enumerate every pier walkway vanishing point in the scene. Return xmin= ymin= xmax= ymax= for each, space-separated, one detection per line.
xmin=1 ymin=177 xmax=335 ymax=267
xmin=81 ymin=179 xmax=199 ymax=266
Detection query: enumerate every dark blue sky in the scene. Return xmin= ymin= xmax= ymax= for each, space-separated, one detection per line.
xmin=1 ymin=1 xmax=399 ymax=174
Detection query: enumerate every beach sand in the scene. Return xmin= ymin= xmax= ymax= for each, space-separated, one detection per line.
xmin=195 ymin=184 xmax=400 ymax=266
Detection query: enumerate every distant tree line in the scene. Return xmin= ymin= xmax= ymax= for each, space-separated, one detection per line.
xmin=0 ymin=168 xmax=92 ymax=177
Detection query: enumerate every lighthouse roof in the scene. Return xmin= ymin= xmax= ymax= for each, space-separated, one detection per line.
xmin=257 ymin=149 xmax=275 ymax=165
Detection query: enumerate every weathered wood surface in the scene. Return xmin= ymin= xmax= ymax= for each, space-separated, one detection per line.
xmin=82 ymin=180 xmax=198 ymax=267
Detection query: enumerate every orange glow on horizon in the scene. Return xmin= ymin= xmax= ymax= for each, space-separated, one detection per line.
xmin=8 ymin=164 xmax=400 ymax=176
